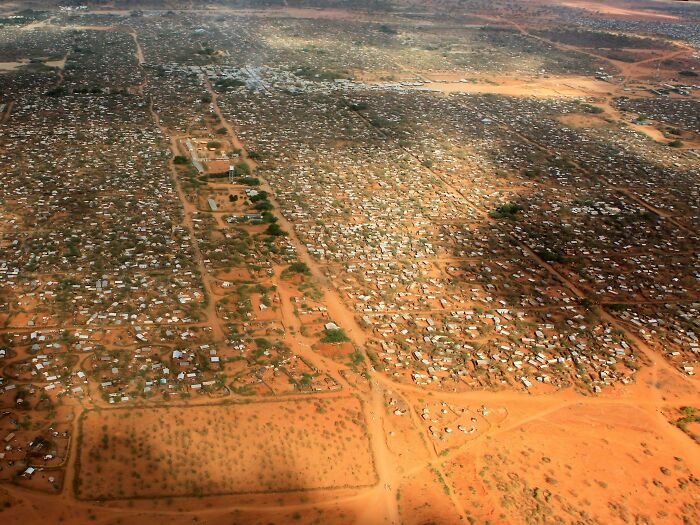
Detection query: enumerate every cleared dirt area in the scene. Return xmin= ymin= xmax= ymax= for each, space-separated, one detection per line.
xmin=398 ymin=467 xmax=462 ymax=524
xmin=445 ymin=401 xmax=700 ymax=524
xmin=76 ymin=397 xmax=377 ymax=500
xmin=558 ymin=112 xmax=615 ymax=129
xmin=413 ymin=75 xmax=612 ymax=98
xmin=558 ymin=111 xmax=671 ymax=141
xmin=560 ymin=1 xmax=682 ymax=20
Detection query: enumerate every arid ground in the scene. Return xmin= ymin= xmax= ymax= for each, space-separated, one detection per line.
xmin=0 ymin=0 xmax=699 ymax=524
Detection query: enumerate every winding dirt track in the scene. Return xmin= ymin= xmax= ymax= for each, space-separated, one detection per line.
xmin=202 ymin=76 xmax=402 ymax=524
xmin=149 ymin=103 xmax=226 ymax=344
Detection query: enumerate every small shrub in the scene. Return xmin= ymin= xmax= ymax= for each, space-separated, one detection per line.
xmin=236 ymin=160 xmax=251 ymax=175
xmin=582 ymin=104 xmax=604 ymax=114
xmin=490 ymin=202 xmax=522 ymax=219
xmin=264 ymin=223 xmax=286 ymax=236
xmin=239 ymin=176 xmax=259 ymax=186
xmin=322 ymin=328 xmax=350 ymax=343
xmin=287 ymin=262 xmax=311 ymax=275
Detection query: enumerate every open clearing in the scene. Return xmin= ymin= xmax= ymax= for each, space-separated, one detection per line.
xmin=445 ymin=402 xmax=700 ymax=524
xmin=76 ymin=397 xmax=377 ymax=500
xmin=410 ymin=75 xmax=612 ymax=98
xmin=561 ymin=1 xmax=682 ymax=20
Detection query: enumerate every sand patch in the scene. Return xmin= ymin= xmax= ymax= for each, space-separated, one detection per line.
xmin=561 ymin=1 xmax=681 ymax=20
xmin=452 ymin=402 xmax=700 ymax=524
xmin=379 ymin=74 xmax=614 ymax=98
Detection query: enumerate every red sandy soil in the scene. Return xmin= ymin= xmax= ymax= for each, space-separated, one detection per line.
xmin=559 ymin=0 xmax=682 ymax=20
xmin=446 ymin=401 xmax=700 ymax=524
xmin=76 ymin=397 xmax=376 ymax=500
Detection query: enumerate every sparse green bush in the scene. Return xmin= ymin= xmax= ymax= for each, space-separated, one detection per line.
xmin=236 ymin=160 xmax=251 ymax=175
xmin=264 ymin=223 xmax=286 ymax=237
xmin=490 ymin=202 xmax=522 ymax=219
xmin=322 ymin=328 xmax=350 ymax=343
xmin=287 ymin=262 xmax=311 ymax=275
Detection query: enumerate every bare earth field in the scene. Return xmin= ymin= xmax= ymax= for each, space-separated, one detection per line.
xmin=76 ymin=397 xmax=377 ymax=500
xmin=560 ymin=1 xmax=682 ymax=21
xmin=444 ymin=402 xmax=700 ymax=524
xmin=411 ymin=75 xmax=612 ymax=98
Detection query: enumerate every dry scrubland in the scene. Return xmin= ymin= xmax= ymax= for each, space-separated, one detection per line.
xmin=76 ymin=397 xmax=376 ymax=499
xmin=458 ymin=404 xmax=700 ymax=525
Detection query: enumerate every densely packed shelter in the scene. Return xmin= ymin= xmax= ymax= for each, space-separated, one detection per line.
xmin=0 ymin=1 xmax=698 ymax=523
